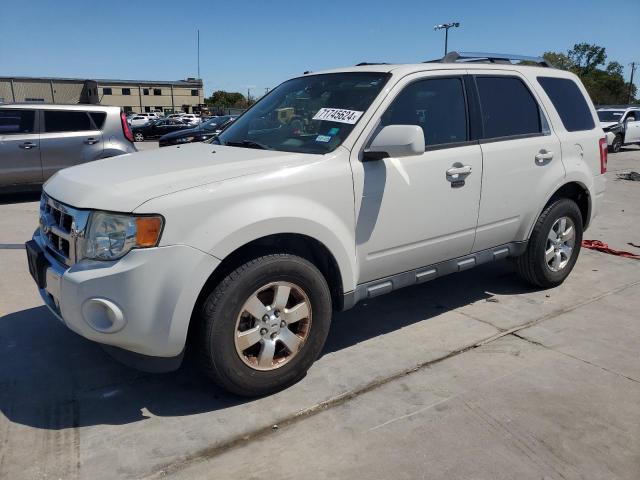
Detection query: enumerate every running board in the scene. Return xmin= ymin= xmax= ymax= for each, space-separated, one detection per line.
xmin=341 ymin=242 xmax=527 ymax=310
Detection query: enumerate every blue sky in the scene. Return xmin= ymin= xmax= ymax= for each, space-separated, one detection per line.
xmin=1 ymin=0 xmax=638 ymax=96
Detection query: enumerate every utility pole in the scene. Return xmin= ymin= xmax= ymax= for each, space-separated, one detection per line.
xmin=197 ymin=30 xmax=200 ymax=79
xmin=629 ymin=62 xmax=637 ymax=104
xmin=434 ymin=22 xmax=460 ymax=56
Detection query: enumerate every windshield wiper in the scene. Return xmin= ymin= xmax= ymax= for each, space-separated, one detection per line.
xmin=223 ymin=139 xmax=271 ymax=150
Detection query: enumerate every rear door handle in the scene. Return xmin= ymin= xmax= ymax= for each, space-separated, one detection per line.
xmin=535 ymin=150 xmax=554 ymax=164
xmin=84 ymin=138 xmax=99 ymax=145
xmin=446 ymin=165 xmax=472 ymax=179
xmin=19 ymin=142 xmax=37 ymax=149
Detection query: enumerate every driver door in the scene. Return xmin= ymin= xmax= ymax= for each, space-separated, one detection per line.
xmin=624 ymin=111 xmax=640 ymax=143
xmin=351 ymin=73 xmax=483 ymax=283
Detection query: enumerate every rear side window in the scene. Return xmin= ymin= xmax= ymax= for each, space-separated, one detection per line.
xmin=44 ymin=111 xmax=94 ymax=132
xmin=537 ymin=77 xmax=595 ymax=132
xmin=0 ymin=109 xmax=35 ymax=134
xmin=476 ymin=76 xmax=541 ymax=139
xmin=88 ymin=112 xmax=107 ymax=129
xmin=381 ymin=77 xmax=467 ymax=146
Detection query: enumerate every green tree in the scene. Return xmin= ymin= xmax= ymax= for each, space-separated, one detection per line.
xmin=205 ymin=90 xmax=247 ymax=108
xmin=543 ymin=44 xmax=637 ymax=105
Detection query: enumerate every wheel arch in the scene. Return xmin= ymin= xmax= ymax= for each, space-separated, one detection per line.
xmin=539 ymin=181 xmax=591 ymax=232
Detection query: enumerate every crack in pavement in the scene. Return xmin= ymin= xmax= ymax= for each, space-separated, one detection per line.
xmin=511 ymin=332 xmax=640 ymax=385
xmin=143 ymin=277 xmax=640 ymax=479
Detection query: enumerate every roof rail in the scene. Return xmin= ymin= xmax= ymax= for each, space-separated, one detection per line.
xmin=355 ymin=62 xmax=389 ymax=66
xmin=426 ymin=51 xmax=554 ymax=68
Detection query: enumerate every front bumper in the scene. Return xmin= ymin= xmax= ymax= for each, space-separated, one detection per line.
xmin=28 ymin=231 xmax=219 ymax=360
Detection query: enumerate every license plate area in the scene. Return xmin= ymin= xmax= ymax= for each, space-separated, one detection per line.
xmin=25 ymin=240 xmax=49 ymax=289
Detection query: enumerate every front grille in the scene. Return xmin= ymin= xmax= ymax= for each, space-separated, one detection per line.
xmin=39 ymin=194 xmax=90 ymax=266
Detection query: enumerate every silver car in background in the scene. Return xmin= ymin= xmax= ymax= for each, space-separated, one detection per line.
xmin=0 ymin=104 xmax=136 ymax=191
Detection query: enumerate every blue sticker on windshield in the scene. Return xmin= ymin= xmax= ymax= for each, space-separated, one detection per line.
xmin=328 ymin=127 xmax=340 ymax=136
xmin=315 ymin=135 xmax=332 ymax=143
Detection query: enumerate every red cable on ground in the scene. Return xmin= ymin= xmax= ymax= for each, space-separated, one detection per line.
xmin=581 ymin=240 xmax=640 ymax=260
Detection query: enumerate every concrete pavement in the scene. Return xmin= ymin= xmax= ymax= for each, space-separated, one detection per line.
xmin=1 ymin=147 xmax=639 ymax=479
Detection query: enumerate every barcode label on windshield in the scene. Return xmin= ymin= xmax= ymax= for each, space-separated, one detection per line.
xmin=312 ymin=108 xmax=363 ymax=124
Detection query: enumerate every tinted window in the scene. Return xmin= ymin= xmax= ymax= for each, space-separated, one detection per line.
xmin=537 ymin=77 xmax=595 ymax=132
xmin=44 ymin=111 xmax=93 ymax=132
xmin=381 ymin=77 xmax=467 ymax=146
xmin=89 ymin=112 xmax=107 ymax=129
xmin=122 ymin=88 xmax=131 ymax=95
xmin=476 ymin=77 xmax=541 ymax=139
xmin=143 ymin=88 xmax=149 ymax=95
xmin=103 ymin=88 xmax=112 ymax=95
xmin=191 ymin=89 xmax=198 ymax=96
xmin=0 ymin=109 xmax=35 ymax=134
xmin=153 ymin=89 xmax=162 ymax=96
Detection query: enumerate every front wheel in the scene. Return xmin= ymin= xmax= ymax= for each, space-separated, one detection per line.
xmin=609 ymin=134 xmax=622 ymax=153
xmin=195 ymin=254 xmax=332 ymax=396
xmin=514 ymin=198 xmax=583 ymax=288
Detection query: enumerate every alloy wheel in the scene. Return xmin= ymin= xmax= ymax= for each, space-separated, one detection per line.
xmin=545 ymin=216 xmax=576 ymax=272
xmin=234 ymin=281 xmax=312 ymax=371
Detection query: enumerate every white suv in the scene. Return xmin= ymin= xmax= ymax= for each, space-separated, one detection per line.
xmin=26 ymin=52 xmax=606 ymax=396
xmin=597 ymin=106 xmax=640 ymax=153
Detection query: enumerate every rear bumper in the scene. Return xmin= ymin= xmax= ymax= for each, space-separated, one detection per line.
xmin=29 ymin=231 xmax=219 ymax=362
xmin=589 ymin=174 xmax=606 ymax=227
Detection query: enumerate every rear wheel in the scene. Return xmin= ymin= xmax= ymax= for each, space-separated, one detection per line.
xmin=195 ymin=254 xmax=332 ymax=396
xmin=134 ymin=132 xmax=144 ymax=142
xmin=514 ymin=198 xmax=583 ymax=288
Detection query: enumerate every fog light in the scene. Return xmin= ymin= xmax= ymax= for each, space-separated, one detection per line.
xmin=81 ymin=298 xmax=126 ymax=333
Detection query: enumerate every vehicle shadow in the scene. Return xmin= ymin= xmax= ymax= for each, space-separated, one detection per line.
xmin=0 ymin=260 xmax=534 ymax=430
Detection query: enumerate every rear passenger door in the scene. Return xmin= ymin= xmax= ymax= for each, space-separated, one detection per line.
xmin=40 ymin=110 xmax=104 ymax=179
xmin=469 ymin=72 xmax=563 ymax=251
xmin=0 ymin=108 xmax=42 ymax=187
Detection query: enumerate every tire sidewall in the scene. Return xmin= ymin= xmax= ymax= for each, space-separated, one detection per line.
xmin=203 ymin=256 xmax=332 ymax=395
xmin=532 ymin=199 xmax=583 ymax=286
xmin=611 ymin=135 xmax=622 ymax=153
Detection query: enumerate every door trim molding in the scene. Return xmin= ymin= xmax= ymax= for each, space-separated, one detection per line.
xmin=341 ymin=241 xmax=527 ymax=310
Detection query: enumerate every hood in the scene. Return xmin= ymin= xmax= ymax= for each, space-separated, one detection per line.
xmin=599 ymin=121 xmax=618 ymax=129
xmin=44 ymin=143 xmax=309 ymax=212
xmin=159 ymin=125 xmax=207 ymax=141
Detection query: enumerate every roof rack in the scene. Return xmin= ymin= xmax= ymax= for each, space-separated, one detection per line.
xmin=355 ymin=62 xmax=389 ymax=66
xmin=426 ymin=51 xmax=554 ymax=68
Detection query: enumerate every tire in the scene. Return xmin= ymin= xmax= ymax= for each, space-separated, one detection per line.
xmin=195 ymin=254 xmax=332 ymax=396
xmin=514 ymin=198 xmax=583 ymax=288
xmin=609 ymin=134 xmax=622 ymax=153
xmin=134 ymin=132 xmax=144 ymax=142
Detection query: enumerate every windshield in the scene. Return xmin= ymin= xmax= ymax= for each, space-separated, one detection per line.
xmin=597 ymin=110 xmax=624 ymax=122
xmin=203 ymin=115 xmax=230 ymax=130
xmin=216 ymin=72 xmax=390 ymax=154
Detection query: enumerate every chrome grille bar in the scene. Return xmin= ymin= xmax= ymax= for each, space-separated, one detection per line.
xmin=39 ymin=194 xmax=90 ymax=266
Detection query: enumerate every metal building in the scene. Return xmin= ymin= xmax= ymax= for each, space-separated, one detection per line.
xmin=0 ymin=76 xmax=204 ymax=114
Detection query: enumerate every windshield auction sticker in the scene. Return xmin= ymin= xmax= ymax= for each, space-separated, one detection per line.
xmin=312 ymin=108 xmax=364 ymax=124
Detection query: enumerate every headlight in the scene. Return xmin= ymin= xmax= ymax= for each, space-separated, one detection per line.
xmin=83 ymin=212 xmax=163 ymax=260
xmin=176 ymin=136 xmax=195 ymax=144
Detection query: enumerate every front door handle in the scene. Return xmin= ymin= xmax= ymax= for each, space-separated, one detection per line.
xmin=535 ymin=150 xmax=554 ymax=164
xmin=446 ymin=165 xmax=472 ymax=179
xmin=84 ymin=138 xmax=99 ymax=145
xmin=19 ymin=142 xmax=37 ymax=149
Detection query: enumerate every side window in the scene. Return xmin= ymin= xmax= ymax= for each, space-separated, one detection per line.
xmin=537 ymin=77 xmax=595 ymax=132
xmin=0 ymin=109 xmax=35 ymax=134
xmin=44 ymin=111 xmax=93 ymax=133
xmin=381 ymin=77 xmax=467 ymax=146
xmin=88 ymin=112 xmax=107 ymax=129
xmin=102 ymin=88 xmax=112 ymax=95
xmin=476 ymin=76 xmax=542 ymax=139
xmin=625 ymin=111 xmax=638 ymax=122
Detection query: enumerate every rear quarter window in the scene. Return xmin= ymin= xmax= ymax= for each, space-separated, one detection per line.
xmin=89 ymin=112 xmax=107 ymax=129
xmin=537 ymin=77 xmax=595 ymax=132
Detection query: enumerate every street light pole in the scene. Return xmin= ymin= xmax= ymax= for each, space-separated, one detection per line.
xmin=629 ymin=62 xmax=637 ymax=104
xmin=434 ymin=22 xmax=460 ymax=56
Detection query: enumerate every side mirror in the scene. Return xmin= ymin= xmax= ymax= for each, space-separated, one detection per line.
xmin=363 ymin=125 xmax=425 ymax=161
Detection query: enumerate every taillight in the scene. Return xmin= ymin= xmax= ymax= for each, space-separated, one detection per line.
xmin=598 ymin=137 xmax=607 ymax=174
xmin=121 ymin=111 xmax=134 ymax=143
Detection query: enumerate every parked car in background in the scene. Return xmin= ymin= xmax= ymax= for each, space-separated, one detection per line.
xmin=179 ymin=113 xmax=201 ymax=125
xmin=0 ymin=104 xmax=135 ymax=191
xmin=159 ymin=115 xmax=236 ymax=147
xmin=131 ymin=117 xmax=191 ymax=141
xmin=129 ymin=115 xmax=153 ymax=127
xmin=597 ymin=105 xmax=640 ymax=153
